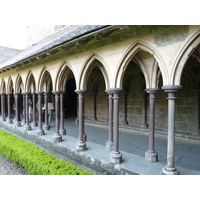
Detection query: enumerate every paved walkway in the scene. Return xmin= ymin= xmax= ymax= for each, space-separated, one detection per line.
xmin=1 ymin=118 xmax=200 ymax=175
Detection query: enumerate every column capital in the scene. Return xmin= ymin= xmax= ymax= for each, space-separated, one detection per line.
xmin=161 ymin=85 xmax=182 ymax=92
xmin=52 ymin=90 xmax=61 ymax=95
xmin=6 ymin=92 xmax=12 ymax=95
xmin=145 ymin=88 xmax=160 ymax=94
xmin=75 ymin=89 xmax=86 ymax=94
xmin=0 ymin=93 xmax=5 ymax=95
xmin=13 ymin=92 xmax=20 ymax=95
xmin=145 ymin=88 xmax=159 ymax=99
xmin=36 ymin=91 xmax=44 ymax=96
xmin=162 ymin=85 xmax=182 ymax=100
xmin=109 ymin=88 xmax=123 ymax=94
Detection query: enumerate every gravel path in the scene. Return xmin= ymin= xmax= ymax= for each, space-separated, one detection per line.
xmin=0 ymin=155 xmax=29 ymax=175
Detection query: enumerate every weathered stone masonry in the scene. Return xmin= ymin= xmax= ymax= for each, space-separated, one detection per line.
xmin=0 ymin=25 xmax=200 ymax=175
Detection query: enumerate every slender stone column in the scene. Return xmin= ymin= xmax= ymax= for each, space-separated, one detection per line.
xmin=145 ymin=88 xmax=159 ymax=163
xmin=141 ymin=91 xmax=148 ymax=128
xmin=162 ymin=85 xmax=182 ymax=175
xmin=75 ymin=90 xmax=87 ymax=152
xmin=93 ymin=91 xmax=97 ymax=120
xmin=123 ymin=91 xmax=128 ymax=125
xmin=24 ymin=92 xmax=31 ymax=131
xmin=0 ymin=93 xmax=6 ymax=121
xmin=32 ymin=92 xmax=37 ymax=127
xmin=6 ymin=93 xmax=12 ymax=124
xmin=52 ymin=91 xmax=62 ymax=143
xmin=44 ymin=92 xmax=50 ymax=130
xmin=60 ymin=91 xmax=66 ymax=135
xmin=105 ymin=89 xmax=114 ymax=150
xmin=22 ymin=93 xmax=26 ymax=125
xmin=36 ymin=91 xmax=45 ymax=135
xmin=13 ymin=92 xmax=21 ymax=127
xmin=110 ymin=88 xmax=123 ymax=164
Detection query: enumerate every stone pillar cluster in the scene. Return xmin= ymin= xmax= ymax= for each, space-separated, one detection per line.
xmin=0 ymin=84 xmax=182 ymax=175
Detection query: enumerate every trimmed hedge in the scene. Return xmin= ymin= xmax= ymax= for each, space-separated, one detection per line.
xmin=0 ymin=130 xmax=93 ymax=175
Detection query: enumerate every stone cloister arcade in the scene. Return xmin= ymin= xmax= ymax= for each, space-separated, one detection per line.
xmin=0 ymin=25 xmax=200 ymax=175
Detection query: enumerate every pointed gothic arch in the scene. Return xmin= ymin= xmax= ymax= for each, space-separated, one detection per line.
xmin=15 ymin=75 xmax=24 ymax=93
xmin=173 ymin=30 xmax=200 ymax=85
xmin=79 ymin=53 xmax=110 ymax=90
xmin=25 ymin=71 xmax=36 ymax=93
xmin=38 ymin=68 xmax=52 ymax=92
xmin=115 ymin=40 xmax=166 ymax=89
xmin=7 ymin=77 xmax=14 ymax=93
xmin=55 ymin=61 xmax=76 ymax=91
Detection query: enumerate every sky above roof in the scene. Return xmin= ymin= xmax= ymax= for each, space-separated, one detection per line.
xmin=0 ymin=25 xmax=27 ymax=50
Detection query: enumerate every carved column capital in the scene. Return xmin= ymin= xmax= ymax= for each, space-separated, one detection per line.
xmin=162 ymin=85 xmax=182 ymax=100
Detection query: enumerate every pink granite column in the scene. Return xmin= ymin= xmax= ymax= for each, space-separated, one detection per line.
xmin=75 ymin=89 xmax=87 ymax=152
xmin=13 ymin=92 xmax=21 ymax=127
xmin=60 ymin=91 xmax=66 ymax=135
xmin=145 ymin=88 xmax=159 ymax=163
xmin=105 ymin=89 xmax=114 ymax=150
xmin=6 ymin=92 xmax=12 ymax=124
xmin=162 ymin=85 xmax=182 ymax=175
xmin=52 ymin=91 xmax=62 ymax=143
xmin=110 ymin=88 xmax=123 ymax=164
xmin=36 ymin=91 xmax=45 ymax=135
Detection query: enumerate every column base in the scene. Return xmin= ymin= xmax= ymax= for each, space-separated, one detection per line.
xmin=53 ymin=134 xmax=62 ymax=143
xmin=162 ymin=166 xmax=179 ymax=175
xmin=106 ymin=140 xmax=114 ymax=151
xmin=32 ymin=121 xmax=38 ymax=127
xmin=15 ymin=122 xmax=21 ymax=127
xmin=44 ymin=125 xmax=50 ymax=130
xmin=24 ymin=125 xmax=31 ymax=131
xmin=60 ymin=128 xmax=66 ymax=135
xmin=37 ymin=129 xmax=45 ymax=136
xmin=110 ymin=151 xmax=123 ymax=164
xmin=145 ymin=150 xmax=158 ymax=163
xmin=7 ymin=119 xmax=13 ymax=124
xmin=76 ymin=141 xmax=87 ymax=152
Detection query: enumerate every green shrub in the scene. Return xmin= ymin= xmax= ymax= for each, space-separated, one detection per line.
xmin=0 ymin=130 xmax=93 ymax=175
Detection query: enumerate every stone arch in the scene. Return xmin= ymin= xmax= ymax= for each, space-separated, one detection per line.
xmin=38 ymin=68 xmax=52 ymax=92
xmin=55 ymin=61 xmax=76 ymax=91
xmin=79 ymin=52 xmax=110 ymax=90
xmin=115 ymin=40 xmax=167 ymax=88
xmin=7 ymin=77 xmax=14 ymax=93
xmin=0 ymin=78 xmax=6 ymax=93
xmin=15 ymin=75 xmax=24 ymax=93
xmin=173 ymin=30 xmax=200 ymax=85
xmin=25 ymin=71 xmax=36 ymax=93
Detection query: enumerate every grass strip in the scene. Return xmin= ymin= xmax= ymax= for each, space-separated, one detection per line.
xmin=0 ymin=130 xmax=93 ymax=175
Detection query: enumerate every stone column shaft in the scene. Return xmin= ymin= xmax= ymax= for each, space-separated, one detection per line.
xmin=14 ymin=92 xmax=21 ymax=127
xmin=36 ymin=91 xmax=45 ymax=135
xmin=7 ymin=93 xmax=12 ymax=124
xmin=1 ymin=93 xmax=6 ymax=121
xmin=145 ymin=88 xmax=159 ymax=163
xmin=52 ymin=91 xmax=62 ymax=143
xmin=162 ymin=85 xmax=182 ymax=175
xmin=32 ymin=92 xmax=37 ymax=127
xmin=60 ymin=92 xmax=66 ymax=135
xmin=44 ymin=92 xmax=50 ymax=130
xmin=22 ymin=93 xmax=26 ymax=125
xmin=105 ymin=90 xmax=114 ymax=150
xmin=110 ymin=88 xmax=123 ymax=164
xmin=75 ymin=90 xmax=87 ymax=152
xmin=24 ymin=92 xmax=31 ymax=130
